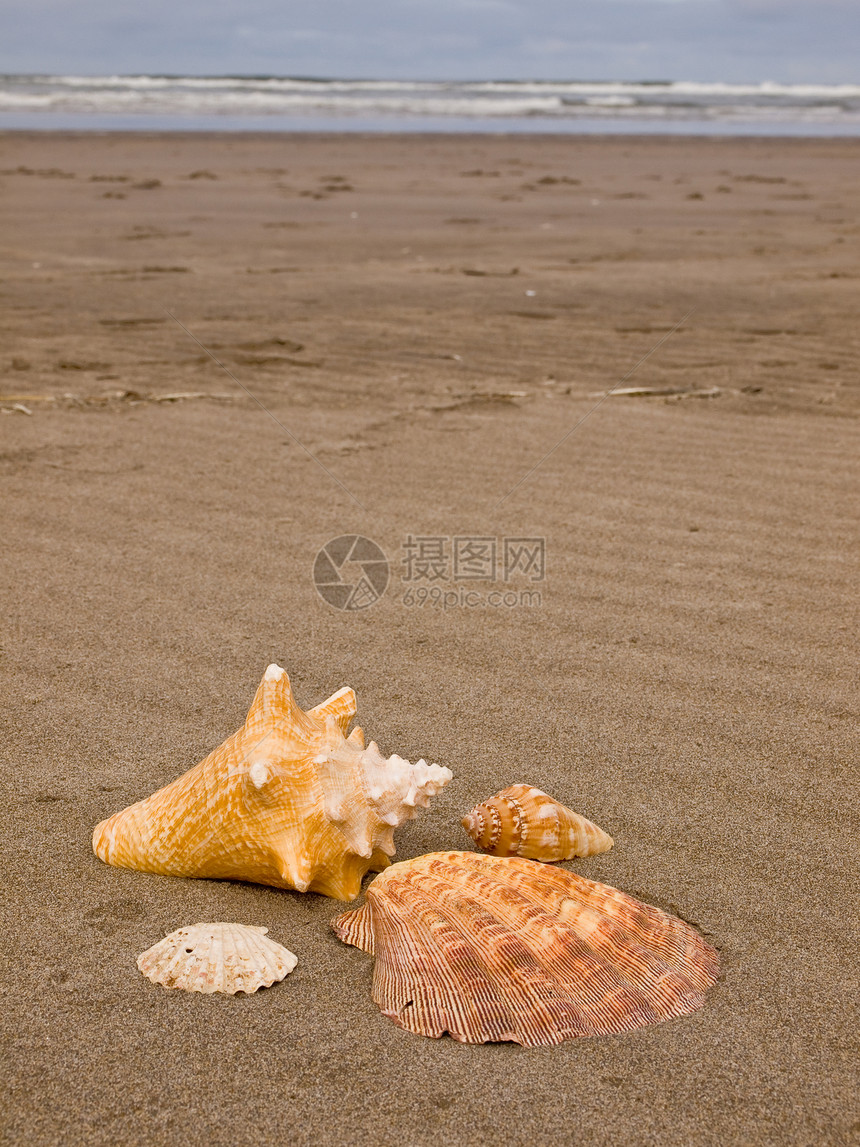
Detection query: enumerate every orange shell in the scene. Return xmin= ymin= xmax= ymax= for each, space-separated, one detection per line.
xmin=461 ymin=783 xmax=613 ymax=860
xmin=92 ymin=664 xmax=451 ymax=900
xmin=332 ymin=851 xmax=718 ymax=1046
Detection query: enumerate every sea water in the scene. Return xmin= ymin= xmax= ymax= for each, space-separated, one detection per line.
xmin=1 ymin=75 xmax=859 ymax=134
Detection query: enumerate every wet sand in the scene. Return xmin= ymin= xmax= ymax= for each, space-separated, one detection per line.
xmin=1 ymin=131 xmax=858 ymax=1146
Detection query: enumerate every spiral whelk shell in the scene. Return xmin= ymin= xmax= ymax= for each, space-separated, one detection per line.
xmin=461 ymin=783 xmax=613 ymax=861
xmin=137 ymin=923 xmax=297 ymax=994
xmin=332 ymin=851 xmax=718 ymax=1046
xmin=93 ymin=663 xmax=452 ymax=900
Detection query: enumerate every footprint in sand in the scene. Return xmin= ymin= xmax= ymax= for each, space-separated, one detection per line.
xmin=56 ymin=360 xmax=113 ymax=372
xmin=8 ymin=166 xmax=76 ymax=179
xmin=100 ymin=317 xmax=166 ymax=327
xmin=123 ymin=226 xmax=190 ymax=240
xmin=236 ymin=337 xmax=304 ymax=353
xmin=319 ymin=175 xmax=354 ymax=192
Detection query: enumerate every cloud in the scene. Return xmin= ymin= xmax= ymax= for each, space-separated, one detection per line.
xmin=0 ymin=0 xmax=856 ymax=83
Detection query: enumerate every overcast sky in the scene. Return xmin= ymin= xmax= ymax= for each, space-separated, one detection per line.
xmin=0 ymin=0 xmax=856 ymax=84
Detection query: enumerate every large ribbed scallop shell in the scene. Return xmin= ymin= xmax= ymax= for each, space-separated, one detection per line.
xmin=93 ymin=664 xmax=452 ymax=901
xmin=462 ymin=784 xmax=613 ymax=860
xmin=137 ymin=923 xmax=297 ymax=994
xmin=331 ymin=851 xmax=718 ymax=1046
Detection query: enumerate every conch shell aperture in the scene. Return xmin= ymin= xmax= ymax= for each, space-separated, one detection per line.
xmin=93 ymin=664 xmax=452 ymax=900
xmin=462 ymin=783 xmax=613 ymax=860
xmin=332 ymin=852 xmax=719 ymax=1046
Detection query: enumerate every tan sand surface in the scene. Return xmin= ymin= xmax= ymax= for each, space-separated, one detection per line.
xmin=1 ymin=131 xmax=858 ymax=1146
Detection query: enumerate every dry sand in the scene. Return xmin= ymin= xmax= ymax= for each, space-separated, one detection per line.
xmin=1 ymin=131 xmax=858 ymax=1146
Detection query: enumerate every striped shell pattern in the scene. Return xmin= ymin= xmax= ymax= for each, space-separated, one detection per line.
xmin=332 ymin=851 xmax=719 ymax=1046
xmin=462 ymin=783 xmax=614 ymax=861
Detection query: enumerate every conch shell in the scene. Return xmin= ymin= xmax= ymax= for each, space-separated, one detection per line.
xmin=333 ymin=852 xmax=718 ymax=1046
xmin=93 ymin=664 xmax=452 ymax=900
xmin=137 ymin=923 xmax=297 ymax=994
xmin=462 ymin=783 xmax=613 ymax=860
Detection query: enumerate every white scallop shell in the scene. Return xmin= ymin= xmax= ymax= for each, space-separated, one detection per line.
xmin=137 ymin=923 xmax=298 ymax=995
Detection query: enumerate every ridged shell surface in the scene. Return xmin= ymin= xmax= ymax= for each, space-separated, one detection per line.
xmin=462 ymin=783 xmax=613 ymax=860
xmin=93 ymin=664 xmax=452 ymax=900
xmin=332 ymin=851 xmax=719 ymax=1046
xmin=137 ymin=923 xmax=297 ymax=994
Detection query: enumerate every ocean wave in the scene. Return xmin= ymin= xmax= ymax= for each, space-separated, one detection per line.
xmin=14 ymin=74 xmax=447 ymax=92
xmin=0 ymin=88 xmax=565 ymax=117
xmin=470 ymin=79 xmax=860 ymax=98
xmin=0 ymin=75 xmax=858 ymax=124
xmin=584 ymin=96 xmax=637 ymax=107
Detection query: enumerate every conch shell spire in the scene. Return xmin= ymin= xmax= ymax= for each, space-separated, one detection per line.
xmin=93 ymin=664 xmax=452 ymax=900
xmin=307 ymin=683 xmax=357 ymax=732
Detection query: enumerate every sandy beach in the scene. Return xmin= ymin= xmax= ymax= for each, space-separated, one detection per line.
xmin=1 ymin=130 xmax=858 ymax=1146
